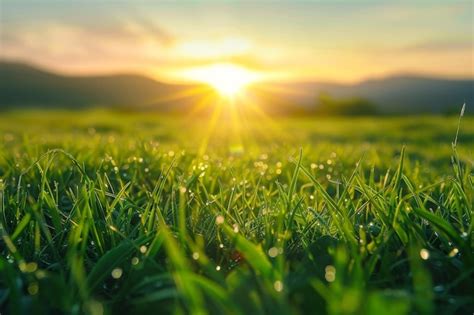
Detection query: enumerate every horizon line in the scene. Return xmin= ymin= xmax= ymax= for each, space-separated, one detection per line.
xmin=1 ymin=57 xmax=473 ymax=87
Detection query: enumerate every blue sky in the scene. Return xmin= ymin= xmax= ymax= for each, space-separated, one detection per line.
xmin=1 ymin=1 xmax=472 ymax=83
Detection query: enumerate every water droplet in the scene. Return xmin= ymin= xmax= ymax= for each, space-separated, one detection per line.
xmin=420 ymin=248 xmax=430 ymax=260
xmin=274 ymin=280 xmax=284 ymax=292
xmin=233 ymin=224 xmax=239 ymax=233
xmin=111 ymin=268 xmax=123 ymax=279
xmin=27 ymin=282 xmax=39 ymax=295
xmin=268 ymin=247 xmax=278 ymax=258
xmin=449 ymin=248 xmax=459 ymax=257
xmin=25 ymin=262 xmax=38 ymax=273
xmin=215 ymin=215 xmax=225 ymax=225
xmin=325 ymin=265 xmax=336 ymax=282
xmin=434 ymin=285 xmax=445 ymax=293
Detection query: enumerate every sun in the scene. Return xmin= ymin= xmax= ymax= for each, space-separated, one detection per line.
xmin=183 ymin=63 xmax=260 ymax=97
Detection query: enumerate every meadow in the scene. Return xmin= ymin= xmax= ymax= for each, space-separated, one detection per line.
xmin=0 ymin=110 xmax=472 ymax=314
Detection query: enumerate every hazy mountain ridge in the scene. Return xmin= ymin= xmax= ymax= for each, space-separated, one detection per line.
xmin=0 ymin=62 xmax=202 ymax=109
xmin=254 ymin=75 xmax=473 ymax=114
xmin=1 ymin=61 xmax=472 ymax=114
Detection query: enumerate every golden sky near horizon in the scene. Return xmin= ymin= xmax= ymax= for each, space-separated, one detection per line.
xmin=0 ymin=1 xmax=472 ymax=84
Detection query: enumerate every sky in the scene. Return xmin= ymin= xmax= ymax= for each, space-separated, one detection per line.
xmin=0 ymin=1 xmax=472 ymax=84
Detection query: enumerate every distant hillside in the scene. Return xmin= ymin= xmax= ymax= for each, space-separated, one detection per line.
xmin=0 ymin=62 xmax=205 ymax=110
xmin=323 ymin=75 xmax=472 ymax=114
xmin=1 ymin=61 xmax=472 ymax=114
xmin=253 ymin=76 xmax=473 ymax=114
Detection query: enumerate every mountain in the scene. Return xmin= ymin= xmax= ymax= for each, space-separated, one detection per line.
xmin=323 ymin=75 xmax=472 ymax=114
xmin=1 ymin=61 xmax=472 ymax=114
xmin=0 ymin=61 xmax=207 ymax=110
xmin=252 ymin=76 xmax=473 ymax=114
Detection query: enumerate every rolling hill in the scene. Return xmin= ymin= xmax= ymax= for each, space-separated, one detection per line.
xmin=1 ymin=61 xmax=472 ymax=114
xmin=252 ymin=76 xmax=473 ymax=114
xmin=0 ymin=61 xmax=207 ymax=110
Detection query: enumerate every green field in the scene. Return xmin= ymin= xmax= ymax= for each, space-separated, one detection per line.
xmin=0 ymin=111 xmax=473 ymax=314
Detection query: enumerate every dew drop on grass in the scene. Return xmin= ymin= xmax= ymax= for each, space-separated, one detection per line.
xmin=420 ymin=248 xmax=430 ymax=260
xmin=131 ymin=257 xmax=139 ymax=265
xmin=268 ymin=247 xmax=278 ymax=258
xmin=325 ymin=272 xmax=336 ymax=282
xmin=140 ymin=245 xmax=147 ymax=254
xmin=25 ymin=262 xmax=38 ymax=273
xmin=111 ymin=268 xmax=123 ymax=279
xmin=449 ymin=248 xmax=459 ymax=257
xmin=18 ymin=261 xmax=27 ymax=272
xmin=215 ymin=215 xmax=224 ymax=225
xmin=325 ymin=265 xmax=336 ymax=282
xmin=216 ymin=265 xmax=221 ymax=271
xmin=28 ymin=282 xmax=39 ymax=295
xmin=434 ymin=285 xmax=445 ymax=293
xmin=87 ymin=300 xmax=104 ymax=315
xmin=274 ymin=280 xmax=284 ymax=292
xmin=192 ymin=252 xmax=200 ymax=260
xmin=35 ymin=270 xmax=47 ymax=279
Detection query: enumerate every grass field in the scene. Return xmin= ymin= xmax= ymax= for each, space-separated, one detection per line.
xmin=0 ymin=110 xmax=473 ymax=314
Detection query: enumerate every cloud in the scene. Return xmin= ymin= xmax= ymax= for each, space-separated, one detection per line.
xmin=0 ymin=17 xmax=176 ymax=65
xmin=402 ymin=39 xmax=472 ymax=53
xmin=0 ymin=16 xmax=288 ymax=79
xmin=175 ymin=38 xmax=252 ymax=60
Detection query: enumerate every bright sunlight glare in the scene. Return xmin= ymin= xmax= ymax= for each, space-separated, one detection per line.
xmin=183 ymin=63 xmax=260 ymax=97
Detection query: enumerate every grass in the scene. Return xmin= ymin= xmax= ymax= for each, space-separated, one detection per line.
xmin=0 ymin=110 xmax=473 ymax=314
